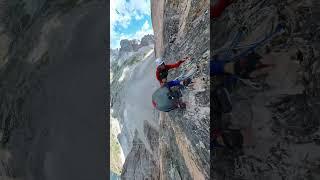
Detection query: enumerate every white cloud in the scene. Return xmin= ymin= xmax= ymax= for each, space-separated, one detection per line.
xmin=111 ymin=20 xmax=154 ymax=49
xmin=127 ymin=0 xmax=151 ymax=15
xmin=110 ymin=0 xmax=153 ymax=49
xmin=134 ymin=11 xmax=144 ymax=20
xmin=131 ymin=20 xmax=153 ymax=40
xmin=110 ymin=1 xmax=131 ymax=29
xmin=110 ymin=0 xmax=150 ymax=31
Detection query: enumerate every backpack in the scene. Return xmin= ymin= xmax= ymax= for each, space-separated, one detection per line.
xmin=152 ymin=86 xmax=178 ymax=112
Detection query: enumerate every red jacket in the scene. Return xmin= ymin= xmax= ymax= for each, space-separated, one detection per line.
xmin=211 ymin=0 xmax=233 ymax=18
xmin=156 ymin=60 xmax=184 ymax=84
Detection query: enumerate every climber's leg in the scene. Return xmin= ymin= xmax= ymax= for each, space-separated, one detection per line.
xmin=177 ymin=99 xmax=186 ymax=109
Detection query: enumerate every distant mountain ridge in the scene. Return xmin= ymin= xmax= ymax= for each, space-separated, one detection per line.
xmin=117 ymin=34 xmax=154 ymax=57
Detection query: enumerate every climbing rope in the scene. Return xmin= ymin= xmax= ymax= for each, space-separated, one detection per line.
xmin=230 ymin=24 xmax=285 ymax=62
xmin=223 ymin=26 xmax=247 ymax=60
xmin=213 ymin=24 xmax=285 ymax=90
xmin=214 ymin=24 xmax=285 ymax=63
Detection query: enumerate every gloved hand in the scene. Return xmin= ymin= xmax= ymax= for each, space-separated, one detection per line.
xmin=180 ymin=57 xmax=190 ymax=63
xmin=183 ymin=78 xmax=192 ymax=86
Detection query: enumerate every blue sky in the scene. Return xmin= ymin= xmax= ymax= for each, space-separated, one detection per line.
xmin=110 ymin=0 xmax=154 ymax=49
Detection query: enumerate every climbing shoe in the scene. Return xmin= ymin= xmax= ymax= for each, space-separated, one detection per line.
xmin=178 ymin=101 xmax=186 ymax=109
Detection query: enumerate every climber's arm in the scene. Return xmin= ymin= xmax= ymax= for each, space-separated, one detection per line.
xmin=164 ymin=79 xmax=182 ymax=88
xmin=165 ymin=60 xmax=184 ymax=69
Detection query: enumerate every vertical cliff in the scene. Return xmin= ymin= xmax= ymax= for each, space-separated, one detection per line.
xmin=152 ymin=0 xmax=210 ymax=179
xmin=150 ymin=0 xmax=165 ymax=58
xmin=121 ymin=121 xmax=160 ymax=180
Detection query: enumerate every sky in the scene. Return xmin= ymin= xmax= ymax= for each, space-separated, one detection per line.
xmin=110 ymin=0 xmax=154 ymax=49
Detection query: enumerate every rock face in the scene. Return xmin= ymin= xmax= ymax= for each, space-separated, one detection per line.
xmin=110 ymin=48 xmax=119 ymax=62
xmin=151 ymin=0 xmax=165 ymax=58
xmin=121 ymin=121 xmax=160 ymax=180
xmin=151 ymin=0 xmax=210 ymax=179
xmin=211 ymin=0 xmax=320 ymax=179
xmin=0 ymin=0 xmax=107 ymax=179
xmin=119 ymin=35 xmax=154 ymax=56
xmin=119 ymin=39 xmax=140 ymax=53
xmin=140 ymin=34 xmax=155 ymax=47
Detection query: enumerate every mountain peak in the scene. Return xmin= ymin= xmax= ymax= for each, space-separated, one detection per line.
xmin=119 ymin=35 xmax=154 ymax=54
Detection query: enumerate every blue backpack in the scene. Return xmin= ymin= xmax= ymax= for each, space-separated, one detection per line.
xmin=152 ymin=86 xmax=178 ymax=112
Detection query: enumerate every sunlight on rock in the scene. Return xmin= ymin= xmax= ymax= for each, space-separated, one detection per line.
xmin=118 ymin=67 xmax=129 ymax=82
xmin=143 ymin=49 xmax=154 ymax=60
xmin=110 ymin=109 xmax=125 ymax=171
xmin=110 ymin=71 xmax=113 ymax=83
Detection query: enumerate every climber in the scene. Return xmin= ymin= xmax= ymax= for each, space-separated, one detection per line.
xmin=156 ymin=57 xmax=190 ymax=85
xmin=210 ymin=51 xmax=275 ymax=78
xmin=152 ymin=78 xmax=192 ymax=112
xmin=211 ymin=0 xmax=236 ymax=19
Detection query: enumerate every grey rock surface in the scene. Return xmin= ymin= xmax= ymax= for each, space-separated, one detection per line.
xmin=119 ymin=1 xmax=210 ymax=179
xmin=118 ymin=35 xmax=154 ymax=57
xmin=140 ymin=34 xmax=155 ymax=47
xmin=152 ymin=0 xmax=210 ymax=179
xmin=121 ymin=121 xmax=160 ymax=180
xmin=119 ymin=39 xmax=139 ymax=53
xmin=0 ymin=0 xmax=107 ymax=179
xmin=211 ymin=0 xmax=320 ymax=179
